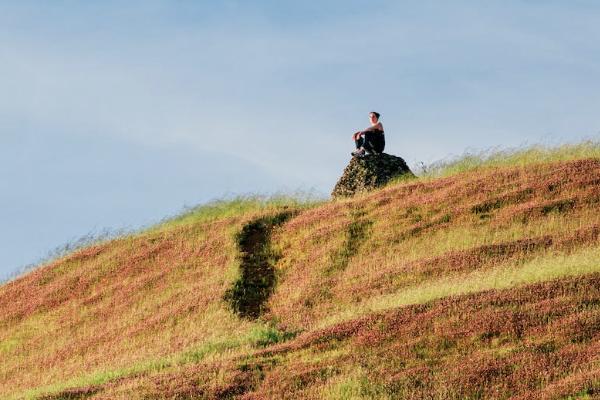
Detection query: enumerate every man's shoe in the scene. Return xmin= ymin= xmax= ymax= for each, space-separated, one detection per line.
xmin=351 ymin=148 xmax=366 ymax=157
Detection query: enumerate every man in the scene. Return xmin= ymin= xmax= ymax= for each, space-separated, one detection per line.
xmin=352 ymin=111 xmax=385 ymax=157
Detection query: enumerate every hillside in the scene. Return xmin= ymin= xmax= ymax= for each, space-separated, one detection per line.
xmin=1 ymin=146 xmax=600 ymax=399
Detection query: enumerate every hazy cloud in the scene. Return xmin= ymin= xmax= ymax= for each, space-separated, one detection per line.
xmin=1 ymin=1 xmax=599 ymax=278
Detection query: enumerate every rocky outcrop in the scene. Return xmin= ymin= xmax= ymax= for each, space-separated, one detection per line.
xmin=332 ymin=153 xmax=414 ymax=198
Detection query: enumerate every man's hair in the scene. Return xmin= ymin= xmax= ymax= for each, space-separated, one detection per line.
xmin=370 ymin=111 xmax=381 ymax=120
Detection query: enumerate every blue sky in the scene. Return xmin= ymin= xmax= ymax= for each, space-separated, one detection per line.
xmin=1 ymin=1 xmax=599 ymax=279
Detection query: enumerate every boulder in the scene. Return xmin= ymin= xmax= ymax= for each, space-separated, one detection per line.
xmin=332 ymin=153 xmax=414 ymax=198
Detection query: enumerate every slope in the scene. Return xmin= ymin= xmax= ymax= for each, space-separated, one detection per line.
xmin=1 ymin=150 xmax=599 ymax=399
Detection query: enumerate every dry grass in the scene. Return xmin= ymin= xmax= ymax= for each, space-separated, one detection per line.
xmin=1 ymin=145 xmax=599 ymax=399
xmin=266 ymin=158 xmax=600 ymax=331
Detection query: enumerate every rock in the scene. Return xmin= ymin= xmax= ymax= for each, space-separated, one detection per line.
xmin=332 ymin=153 xmax=415 ymax=198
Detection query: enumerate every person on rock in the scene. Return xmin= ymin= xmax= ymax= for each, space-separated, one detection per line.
xmin=352 ymin=111 xmax=385 ymax=157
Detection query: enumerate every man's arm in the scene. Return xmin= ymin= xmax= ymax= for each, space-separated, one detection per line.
xmin=361 ymin=122 xmax=383 ymax=133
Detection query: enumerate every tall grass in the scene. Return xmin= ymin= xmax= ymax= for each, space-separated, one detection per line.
xmin=17 ymin=320 xmax=299 ymax=400
xmin=418 ymin=140 xmax=600 ymax=178
xmin=1 ymin=227 xmax=128 ymax=284
xmin=2 ymin=192 xmax=323 ymax=284
xmin=323 ymin=367 xmax=390 ymax=400
xmin=149 ymin=192 xmax=325 ymax=232
xmin=318 ymin=246 xmax=600 ymax=329
xmin=4 ymin=140 xmax=599 ymax=399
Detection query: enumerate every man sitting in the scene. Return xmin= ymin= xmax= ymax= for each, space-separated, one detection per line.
xmin=352 ymin=111 xmax=385 ymax=157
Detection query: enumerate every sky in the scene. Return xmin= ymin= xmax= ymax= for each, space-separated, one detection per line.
xmin=1 ymin=0 xmax=599 ymax=280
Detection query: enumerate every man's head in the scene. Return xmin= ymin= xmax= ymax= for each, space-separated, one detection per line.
xmin=369 ymin=111 xmax=380 ymax=123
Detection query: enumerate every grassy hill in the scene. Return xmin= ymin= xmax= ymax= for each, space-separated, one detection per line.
xmin=2 ymin=143 xmax=599 ymax=399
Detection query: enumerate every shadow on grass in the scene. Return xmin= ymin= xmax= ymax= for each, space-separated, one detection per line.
xmin=224 ymin=210 xmax=296 ymax=319
xmin=326 ymin=207 xmax=373 ymax=276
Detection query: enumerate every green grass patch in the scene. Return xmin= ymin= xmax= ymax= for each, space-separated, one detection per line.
xmin=0 ymin=338 xmax=19 ymax=355
xmin=13 ymin=318 xmax=298 ymax=400
xmin=15 ymin=359 xmax=170 ymax=400
xmin=323 ymin=367 xmax=389 ymax=400
xmin=14 ymin=342 xmax=231 ymax=400
xmin=246 ymin=324 xmax=298 ymax=347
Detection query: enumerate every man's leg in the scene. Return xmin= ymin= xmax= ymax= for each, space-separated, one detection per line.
xmin=355 ymin=135 xmax=365 ymax=149
xmin=363 ymin=132 xmax=376 ymax=154
xmin=352 ymin=135 xmax=367 ymax=156
xmin=371 ymin=134 xmax=385 ymax=154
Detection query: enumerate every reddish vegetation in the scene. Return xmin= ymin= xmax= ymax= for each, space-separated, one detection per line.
xmin=57 ymin=274 xmax=600 ymax=399
xmin=1 ymin=158 xmax=599 ymax=399
xmin=0 ymin=218 xmax=245 ymax=394
xmin=350 ymin=224 xmax=600 ymax=298
xmin=266 ymin=159 xmax=600 ymax=330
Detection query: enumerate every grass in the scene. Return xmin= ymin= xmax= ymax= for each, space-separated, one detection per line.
xmin=15 ymin=319 xmax=299 ymax=400
xmin=326 ymin=208 xmax=373 ymax=276
xmin=246 ymin=324 xmax=299 ymax=348
xmin=318 ymin=246 xmax=600 ymax=329
xmin=1 ymin=227 xmax=128 ymax=284
xmin=266 ymin=152 xmax=600 ymax=330
xmin=322 ymin=368 xmax=390 ymax=400
xmin=2 ymin=193 xmax=323 ymax=285
xmin=417 ymin=140 xmax=600 ymax=178
xmin=17 ymin=347 xmax=214 ymax=400
xmin=2 ymin=141 xmax=599 ymax=399
xmin=149 ymin=192 xmax=324 ymax=232
xmin=370 ymin=208 xmax=599 ymax=267
xmin=224 ymin=210 xmax=298 ymax=318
